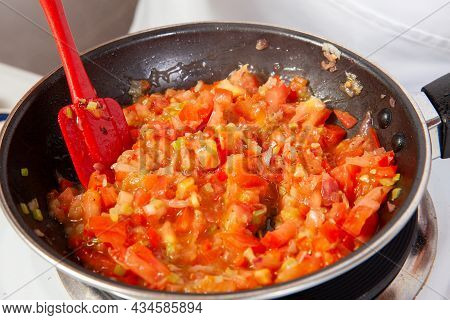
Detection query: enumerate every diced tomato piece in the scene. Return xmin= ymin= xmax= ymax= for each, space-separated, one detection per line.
xmin=334 ymin=109 xmax=358 ymax=129
xmin=358 ymin=211 xmax=379 ymax=242
xmin=343 ymin=186 xmax=391 ymax=236
xmin=147 ymin=228 xmax=161 ymax=249
xmin=100 ymin=186 xmax=118 ymax=208
xmin=235 ymin=173 xmax=268 ymax=189
xmin=327 ymin=202 xmax=349 ymax=226
xmin=265 ymin=83 xmax=290 ymax=107
xmin=378 ymin=150 xmax=395 ymax=167
xmin=124 ymin=244 xmax=169 ymax=284
xmin=321 ymin=221 xmax=345 ymax=243
xmin=175 ymin=207 xmax=194 ymax=233
xmin=366 ymin=127 xmax=381 ymax=149
xmin=88 ymin=216 xmax=127 ymax=248
xmin=220 ymin=231 xmax=265 ymax=254
xmin=58 ymin=187 xmax=76 ymax=211
xmin=321 ymin=173 xmax=340 ymax=206
xmin=330 ymin=164 xmax=360 ymax=203
xmin=261 ymin=221 xmax=298 ymax=249
xmin=81 ymin=189 xmax=102 ymax=219
xmin=374 ymin=166 xmax=397 ymax=178
xmin=275 ymin=255 xmax=322 ymax=283
xmin=320 ymin=124 xmax=346 ymax=149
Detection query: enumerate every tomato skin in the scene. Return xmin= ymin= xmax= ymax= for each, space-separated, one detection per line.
xmin=320 ymin=124 xmax=347 ymax=149
xmin=334 ymin=109 xmax=358 ymax=129
xmin=261 ymin=221 xmax=298 ymax=249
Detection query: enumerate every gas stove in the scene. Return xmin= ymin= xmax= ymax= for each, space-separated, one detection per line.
xmin=0 ymin=63 xmax=448 ymax=300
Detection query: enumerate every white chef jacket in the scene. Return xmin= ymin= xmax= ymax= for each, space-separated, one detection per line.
xmin=129 ymin=0 xmax=450 ymax=94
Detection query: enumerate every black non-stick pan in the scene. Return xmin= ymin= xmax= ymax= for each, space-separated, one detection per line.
xmin=0 ymin=23 xmax=448 ymax=299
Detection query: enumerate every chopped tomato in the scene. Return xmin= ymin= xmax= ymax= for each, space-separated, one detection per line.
xmin=334 ymin=109 xmax=358 ymax=129
xmin=100 ymin=186 xmax=118 ymax=208
xmin=87 ymin=216 xmax=127 ymax=248
xmin=261 ymin=221 xmax=298 ymax=248
xmin=343 ymin=186 xmax=391 ymax=236
xmin=265 ymin=83 xmax=290 ymax=107
xmin=123 ymin=244 xmax=169 ymax=284
xmin=320 ymin=124 xmax=346 ymax=149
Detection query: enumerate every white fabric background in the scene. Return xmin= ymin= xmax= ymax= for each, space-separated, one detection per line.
xmin=129 ymin=0 xmax=450 ymax=93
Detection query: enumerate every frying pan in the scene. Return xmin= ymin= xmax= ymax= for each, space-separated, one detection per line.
xmin=0 ymin=23 xmax=448 ymax=299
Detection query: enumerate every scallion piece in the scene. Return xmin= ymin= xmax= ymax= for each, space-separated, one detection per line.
xmin=32 ymin=208 xmax=43 ymax=221
xmin=391 ymin=188 xmax=402 ymax=201
xmin=21 ymin=168 xmax=29 ymax=176
xmin=20 ymin=202 xmax=30 ymax=215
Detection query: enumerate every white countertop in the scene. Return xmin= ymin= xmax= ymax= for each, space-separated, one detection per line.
xmin=0 ymin=62 xmax=448 ymax=300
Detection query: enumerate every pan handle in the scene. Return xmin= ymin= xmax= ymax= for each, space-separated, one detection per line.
xmin=422 ymin=73 xmax=450 ymax=159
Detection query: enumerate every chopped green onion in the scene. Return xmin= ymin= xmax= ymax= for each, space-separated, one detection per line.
xmin=20 ymin=202 xmax=29 ymax=215
xmin=171 ymin=137 xmax=185 ymax=151
xmin=113 ymin=264 xmax=126 ymax=277
xmin=20 ymin=168 xmax=28 ymax=177
xmin=391 ymin=188 xmax=402 ymax=201
xmin=379 ymin=178 xmax=395 ymax=186
xmin=32 ymin=208 xmax=43 ymax=222
xmin=393 ymin=173 xmax=401 ymax=182
xmin=167 ymin=273 xmax=182 ymax=284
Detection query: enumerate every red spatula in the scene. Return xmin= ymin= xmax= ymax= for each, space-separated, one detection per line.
xmin=40 ymin=0 xmax=131 ymax=187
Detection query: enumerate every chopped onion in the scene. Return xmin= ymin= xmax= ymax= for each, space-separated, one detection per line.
xmin=166 ymin=199 xmax=191 ymax=208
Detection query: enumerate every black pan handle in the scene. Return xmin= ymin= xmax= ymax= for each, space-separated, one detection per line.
xmin=422 ymin=73 xmax=450 ymax=159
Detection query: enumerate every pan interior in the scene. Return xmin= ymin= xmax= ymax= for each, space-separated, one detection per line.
xmin=0 ymin=23 xmax=427 ymax=298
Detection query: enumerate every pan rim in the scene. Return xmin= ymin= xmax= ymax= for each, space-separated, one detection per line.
xmin=0 ymin=22 xmax=431 ymax=299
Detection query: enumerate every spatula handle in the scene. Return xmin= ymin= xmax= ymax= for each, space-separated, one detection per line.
xmin=40 ymin=0 xmax=97 ymax=102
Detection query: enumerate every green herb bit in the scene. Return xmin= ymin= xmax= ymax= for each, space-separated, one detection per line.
xmin=32 ymin=208 xmax=44 ymax=222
